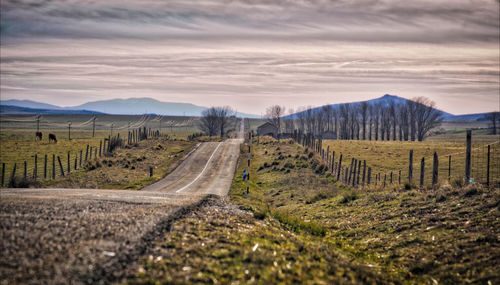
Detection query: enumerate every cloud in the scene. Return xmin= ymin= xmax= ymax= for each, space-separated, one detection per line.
xmin=0 ymin=0 xmax=498 ymax=114
xmin=1 ymin=0 xmax=498 ymax=43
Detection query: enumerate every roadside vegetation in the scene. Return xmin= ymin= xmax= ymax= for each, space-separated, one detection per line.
xmin=47 ymin=137 xmax=195 ymax=189
xmin=132 ymin=136 xmax=499 ymax=284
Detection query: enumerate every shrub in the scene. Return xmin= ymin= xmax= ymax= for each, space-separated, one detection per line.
xmin=108 ymin=136 xmax=124 ymax=153
xmin=84 ymin=160 xmax=102 ymax=171
xmin=340 ymin=191 xmax=358 ymax=204
xmin=306 ymin=191 xmax=334 ymax=204
xmin=451 ymin=178 xmax=465 ymax=188
xmin=8 ymin=176 xmax=41 ymax=188
xmin=284 ymin=161 xmax=295 ymax=169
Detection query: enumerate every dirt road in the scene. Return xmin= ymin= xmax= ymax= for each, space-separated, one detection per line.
xmin=0 ymin=121 xmax=244 ymax=284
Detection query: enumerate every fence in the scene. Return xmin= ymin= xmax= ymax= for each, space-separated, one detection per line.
xmin=291 ymin=129 xmax=499 ymax=189
xmin=0 ymin=127 xmax=167 ymax=187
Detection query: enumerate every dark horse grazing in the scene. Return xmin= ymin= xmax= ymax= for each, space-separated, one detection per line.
xmin=35 ymin=131 xmax=43 ymax=141
xmin=48 ymin=133 xmax=57 ymax=143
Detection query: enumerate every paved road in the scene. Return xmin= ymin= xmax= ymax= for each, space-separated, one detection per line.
xmin=0 ymin=120 xmax=244 ymax=284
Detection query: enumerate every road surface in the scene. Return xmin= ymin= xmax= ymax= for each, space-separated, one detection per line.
xmin=0 ymin=120 xmax=245 ymax=284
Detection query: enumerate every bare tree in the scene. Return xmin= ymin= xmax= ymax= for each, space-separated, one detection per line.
xmin=398 ymin=104 xmax=406 ymax=141
xmin=305 ymin=106 xmax=314 ymax=135
xmin=322 ymin=105 xmax=333 ymax=132
xmin=338 ymin=103 xmax=350 ymax=139
xmin=360 ymin=102 xmax=368 ymax=140
xmin=485 ymin=112 xmax=499 ymax=135
xmin=199 ymin=106 xmax=235 ymax=138
xmin=199 ymin=107 xmax=219 ymax=136
xmin=265 ymin=105 xmax=286 ymax=136
xmin=389 ymin=101 xmax=398 ymax=141
xmin=373 ymin=103 xmax=380 ymax=141
xmin=284 ymin=108 xmax=295 ymax=134
xmin=413 ymin=97 xmax=443 ymax=141
xmin=216 ymin=106 xmax=235 ymax=138
xmin=368 ymin=105 xmax=373 ymax=140
xmin=407 ymin=100 xmax=417 ymax=141
xmin=296 ymin=106 xmax=306 ymax=133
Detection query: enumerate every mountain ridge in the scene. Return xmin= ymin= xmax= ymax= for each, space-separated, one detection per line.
xmin=0 ymin=98 xmax=259 ymax=118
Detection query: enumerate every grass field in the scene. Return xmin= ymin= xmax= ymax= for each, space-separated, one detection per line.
xmin=131 ymin=137 xmax=499 ymax=283
xmin=320 ymin=131 xmax=500 ymax=188
xmin=0 ymin=114 xmax=207 ymax=188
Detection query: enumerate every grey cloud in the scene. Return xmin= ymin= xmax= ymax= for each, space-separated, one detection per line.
xmin=1 ymin=0 xmax=498 ymax=43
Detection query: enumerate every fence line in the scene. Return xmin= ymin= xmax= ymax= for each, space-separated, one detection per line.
xmin=290 ymin=129 xmax=499 ymax=189
xmin=0 ymin=126 xmax=170 ymax=187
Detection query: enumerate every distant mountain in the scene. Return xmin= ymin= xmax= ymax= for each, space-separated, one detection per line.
xmin=68 ymin=98 xmax=207 ymax=116
xmin=1 ymin=99 xmax=63 ymax=110
xmin=285 ymin=94 xmax=485 ymax=122
xmin=0 ymin=97 xmax=260 ymax=118
xmin=0 ymin=105 xmax=102 ymax=115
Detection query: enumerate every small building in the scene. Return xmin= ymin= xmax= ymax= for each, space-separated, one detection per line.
xmin=257 ymin=122 xmax=278 ymax=138
xmin=321 ymin=131 xmax=337 ymax=140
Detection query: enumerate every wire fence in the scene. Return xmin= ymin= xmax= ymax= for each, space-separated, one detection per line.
xmin=0 ymin=127 xmax=167 ymax=187
xmin=291 ymin=130 xmax=499 ymax=189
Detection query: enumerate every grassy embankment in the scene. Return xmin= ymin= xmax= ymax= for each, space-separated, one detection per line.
xmin=131 ymin=137 xmax=499 ymax=284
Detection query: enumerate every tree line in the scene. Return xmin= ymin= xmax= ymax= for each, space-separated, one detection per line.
xmin=266 ymin=97 xmax=446 ymax=142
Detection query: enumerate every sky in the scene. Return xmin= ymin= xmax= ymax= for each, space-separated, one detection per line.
xmin=1 ymin=0 xmax=499 ymax=115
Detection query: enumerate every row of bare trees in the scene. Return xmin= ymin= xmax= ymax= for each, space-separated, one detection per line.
xmin=267 ymin=97 xmax=444 ymax=142
xmin=199 ymin=106 xmax=235 ymax=138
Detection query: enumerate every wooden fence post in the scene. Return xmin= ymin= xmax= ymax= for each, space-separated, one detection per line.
xmin=331 ymin=151 xmax=335 ymax=173
xmin=487 ymin=145 xmax=490 ymax=187
xmin=448 ymin=155 xmax=451 ymax=182
xmin=1 ymin=163 xmax=5 ymax=187
xmin=352 ymin=159 xmax=357 ymax=186
xmin=23 ymin=161 xmax=27 ymax=179
xmin=465 ymin=130 xmax=471 ymax=184
xmin=432 ymin=152 xmax=438 ymax=186
xmin=362 ymin=160 xmax=366 ymax=185
xmin=150 ymin=167 xmax=153 ymax=177
xmin=52 ymin=154 xmax=55 ymax=179
xmin=390 ymin=171 xmax=393 ymax=184
xmin=409 ymin=150 xmax=414 ymax=184
xmin=367 ymin=167 xmax=371 ymax=185
xmin=44 ymin=154 xmax=47 ymax=179
xmin=348 ymin=158 xmax=355 ymax=185
xmin=420 ymin=157 xmax=425 ymax=188
xmin=357 ymin=160 xmax=361 ymax=185
xmin=67 ymin=151 xmax=71 ymax=174
xmin=85 ymin=145 xmax=89 ymax=162
xmin=383 ymin=174 xmax=386 ymax=187
xmin=10 ymin=163 xmax=17 ymax=184
xmin=57 ymin=156 xmax=65 ymax=177
xmin=399 ymin=170 xmax=401 ymax=184
xmin=337 ymin=154 xmax=343 ymax=181
xmin=89 ymin=147 xmax=92 ymax=160
xmin=34 ymin=154 xmax=38 ymax=179
xmin=75 ymin=156 xmax=78 ymax=170
xmin=99 ymin=140 xmax=102 ymax=157
xmin=95 ymin=148 xmax=97 ymax=160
